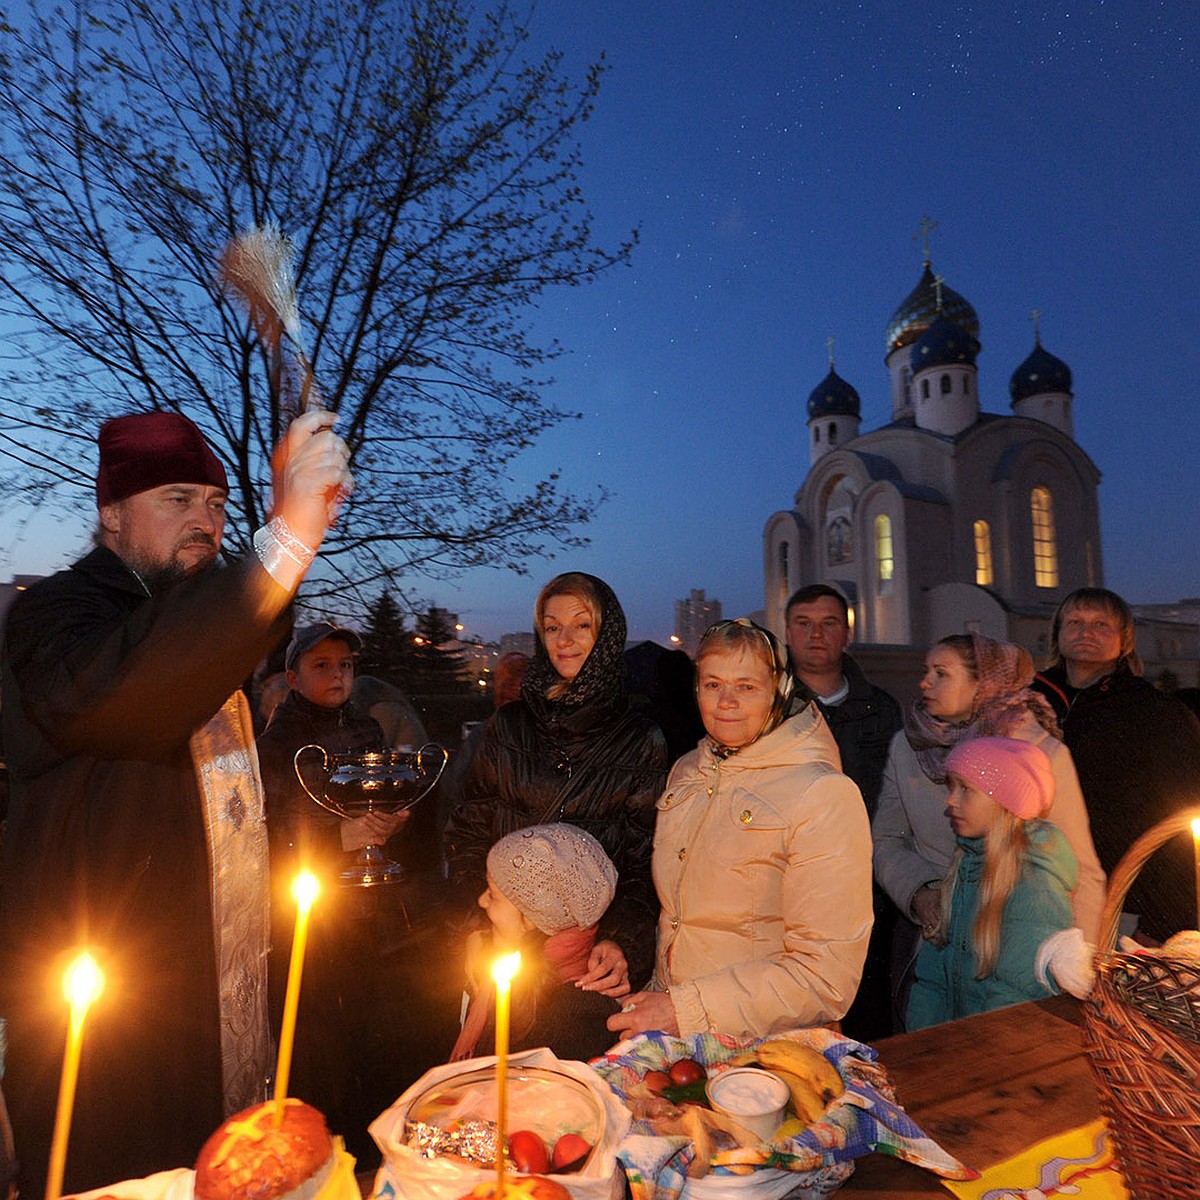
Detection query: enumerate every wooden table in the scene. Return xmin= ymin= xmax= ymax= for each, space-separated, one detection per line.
xmin=357 ymin=994 xmax=1102 ymax=1198
xmin=842 ymin=993 xmax=1102 ymax=1196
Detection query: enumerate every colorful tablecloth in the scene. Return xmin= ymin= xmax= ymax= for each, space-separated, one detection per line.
xmin=591 ymin=1028 xmax=972 ymax=1200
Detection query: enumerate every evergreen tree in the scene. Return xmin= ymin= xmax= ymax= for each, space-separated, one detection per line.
xmin=411 ymin=607 xmax=470 ymax=695
xmin=358 ymin=589 xmax=413 ymax=689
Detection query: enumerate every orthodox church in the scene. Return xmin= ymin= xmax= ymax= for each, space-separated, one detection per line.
xmin=762 ymin=249 xmax=1103 ymax=650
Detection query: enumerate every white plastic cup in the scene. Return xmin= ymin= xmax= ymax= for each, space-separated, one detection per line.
xmin=705 ymin=1067 xmax=789 ymax=1142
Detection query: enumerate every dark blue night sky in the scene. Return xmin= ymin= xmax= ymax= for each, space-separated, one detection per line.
xmin=5 ymin=1 xmax=1198 ymax=644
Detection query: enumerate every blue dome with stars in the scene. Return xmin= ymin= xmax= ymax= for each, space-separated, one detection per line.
xmin=1010 ymin=340 xmax=1073 ymax=402
xmin=807 ymin=367 xmax=861 ymax=420
xmin=910 ymin=312 xmax=980 ymax=372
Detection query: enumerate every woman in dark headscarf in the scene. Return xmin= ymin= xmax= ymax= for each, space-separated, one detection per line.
xmin=608 ymin=619 xmax=873 ymax=1040
xmin=872 ymin=633 xmax=1105 ymax=1029
xmin=445 ymin=573 xmax=668 ymax=995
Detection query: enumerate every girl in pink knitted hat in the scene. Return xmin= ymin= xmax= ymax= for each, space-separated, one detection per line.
xmin=905 ymin=736 xmax=1078 ymax=1030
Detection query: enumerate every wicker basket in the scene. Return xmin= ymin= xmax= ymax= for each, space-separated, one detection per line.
xmin=1080 ymin=807 xmax=1200 ymax=1199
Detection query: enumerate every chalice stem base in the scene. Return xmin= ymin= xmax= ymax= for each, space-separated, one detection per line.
xmin=341 ymin=842 xmax=406 ymax=888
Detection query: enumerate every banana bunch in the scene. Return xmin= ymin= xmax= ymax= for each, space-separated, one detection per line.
xmin=746 ymin=1038 xmax=844 ymax=1126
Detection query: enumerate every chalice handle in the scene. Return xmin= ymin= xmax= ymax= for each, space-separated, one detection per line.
xmin=413 ymin=742 xmax=450 ymax=804
xmin=293 ymin=743 xmax=351 ymax=819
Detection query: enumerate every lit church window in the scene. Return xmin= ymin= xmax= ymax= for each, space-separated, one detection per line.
xmin=973 ymin=520 xmax=993 ymax=585
xmin=875 ymin=514 xmax=894 ymax=583
xmin=1031 ymin=487 xmax=1059 ymax=587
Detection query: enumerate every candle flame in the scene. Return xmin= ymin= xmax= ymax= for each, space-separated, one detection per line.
xmin=292 ymin=871 xmax=320 ymax=911
xmin=492 ymin=950 xmax=521 ymax=988
xmin=62 ymin=953 xmax=104 ymax=1012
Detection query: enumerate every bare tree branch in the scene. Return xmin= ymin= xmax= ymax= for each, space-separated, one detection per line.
xmin=0 ymin=0 xmax=633 ymax=593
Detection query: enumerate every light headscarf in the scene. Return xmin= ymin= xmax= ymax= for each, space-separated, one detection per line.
xmin=905 ymin=632 xmax=1061 ymax=783
xmin=695 ymin=617 xmax=804 ymax=757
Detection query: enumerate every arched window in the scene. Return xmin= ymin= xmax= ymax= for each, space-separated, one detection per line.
xmin=973 ymin=520 xmax=993 ymax=586
xmin=874 ymin=514 xmax=894 ymax=583
xmin=963 ymin=375 xmax=970 ymax=396
xmin=1031 ymin=487 xmax=1059 ymax=587
xmin=940 ymin=373 xmax=952 ymax=395
xmin=903 ymin=367 xmax=912 ymax=404
xmin=778 ymin=541 xmax=790 ymax=606
xmin=828 ymin=422 xmax=837 ymax=445
xmin=813 ymin=426 xmax=820 ymax=444
xmin=921 ymin=378 xmax=930 ymax=399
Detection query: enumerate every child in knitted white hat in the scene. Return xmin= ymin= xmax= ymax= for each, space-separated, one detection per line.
xmin=905 ymin=736 xmax=1078 ymax=1030
xmin=450 ymin=823 xmax=620 ymax=1062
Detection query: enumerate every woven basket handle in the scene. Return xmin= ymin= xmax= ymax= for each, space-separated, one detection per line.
xmin=1097 ymin=806 xmax=1200 ymax=953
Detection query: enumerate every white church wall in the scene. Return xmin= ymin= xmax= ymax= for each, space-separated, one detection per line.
xmin=762 ymin=510 xmax=808 ymax=636
xmin=926 ymin=582 xmax=1009 ymax=642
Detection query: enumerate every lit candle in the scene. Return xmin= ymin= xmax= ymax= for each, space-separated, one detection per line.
xmin=274 ymin=871 xmax=320 ymax=1122
xmin=1192 ymin=819 xmax=1200 ymax=929
xmin=45 ymin=951 xmax=105 ymax=1200
xmin=492 ymin=950 xmax=521 ymax=1197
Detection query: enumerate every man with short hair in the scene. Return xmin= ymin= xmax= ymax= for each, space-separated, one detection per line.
xmin=0 ymin=409 xmax=350 ymax=1195
xmin=784 ymin=584 xmax=902 ymax=817
xmin=1034 ymin=587 xmax=1200 ymax=943
xmin=784 ymin=583 xmax=901 ymax=1040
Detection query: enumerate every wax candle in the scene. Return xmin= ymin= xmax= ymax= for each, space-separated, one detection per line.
xmin=274 ymin=871 xmax=320 ymax=1122
xmin=45 ymin=951 xmax=105 ymax=1200
xmin=492 ymin=950 xmax=521 ymax=1196
xmin=1192 ymin=818 xmax=1200 ymax=929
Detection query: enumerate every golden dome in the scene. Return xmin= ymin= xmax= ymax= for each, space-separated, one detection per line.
xmin=885 ymin=263 xmax=980 ymax=355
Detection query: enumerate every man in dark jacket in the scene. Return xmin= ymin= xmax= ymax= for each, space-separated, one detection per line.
xmin=784 ymin=584 xmax=902 ymax=818
xmin=785 ymin=583 xmax=902 ymax=1040
xmin=0 ymin=409 xmax=350 ymax=1196
xmin=1033 ymin=587 xmax=1200 ymax=944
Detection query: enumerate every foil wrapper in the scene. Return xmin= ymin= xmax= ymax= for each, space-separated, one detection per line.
xmin=406 ymin=1119 xmax=511 ymax=1168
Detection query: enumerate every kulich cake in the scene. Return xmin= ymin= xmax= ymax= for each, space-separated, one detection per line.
xmin=195 ymin=1099 xmax=356 ymax=1200
xmin=458 ymin=1178 xmax=573 ymax=1200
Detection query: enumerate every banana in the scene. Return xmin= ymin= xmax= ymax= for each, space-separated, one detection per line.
xmin=768 ymin=1067 xmax=826 ymax=1124
xmin=754 ymin=1038 xmax=845 ymax=1104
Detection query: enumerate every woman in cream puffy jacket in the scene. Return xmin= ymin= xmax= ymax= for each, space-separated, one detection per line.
xmin=608 ymin=619 xmax=873 ymax=1041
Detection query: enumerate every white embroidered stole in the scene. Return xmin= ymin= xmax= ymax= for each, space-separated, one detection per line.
xmin=190 ymin=691 xmax=272 ymax=1115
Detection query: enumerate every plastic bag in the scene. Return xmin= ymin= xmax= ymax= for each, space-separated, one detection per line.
xmin=369 ymin=1047 xmax=630 ymax=1200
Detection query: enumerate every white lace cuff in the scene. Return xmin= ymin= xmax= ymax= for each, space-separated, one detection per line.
xmin=253 ymin=516 xmax=316 ymax=590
